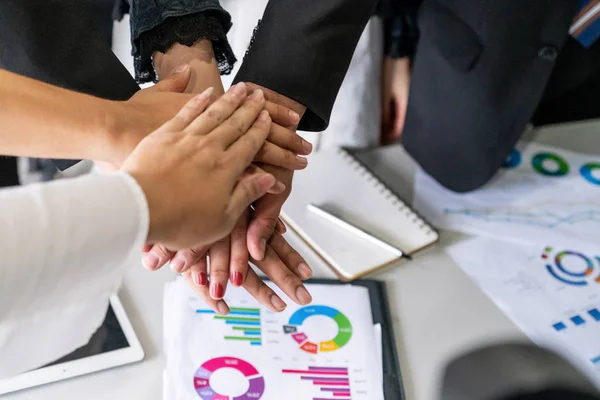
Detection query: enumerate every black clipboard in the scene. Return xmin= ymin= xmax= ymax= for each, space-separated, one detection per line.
xmin=305 ymin=278 xmax=406 ymax=400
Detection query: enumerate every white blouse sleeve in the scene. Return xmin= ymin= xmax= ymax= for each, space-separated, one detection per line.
xmin=0 ymin=172 xmax=149 ymax=377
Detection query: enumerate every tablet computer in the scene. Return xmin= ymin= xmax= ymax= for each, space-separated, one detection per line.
xmin=0 ymin=295 xmax=144 ymax=395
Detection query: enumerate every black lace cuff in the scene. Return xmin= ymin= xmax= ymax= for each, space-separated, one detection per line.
xmin=135 ymin=12 xmax=237 ymax=84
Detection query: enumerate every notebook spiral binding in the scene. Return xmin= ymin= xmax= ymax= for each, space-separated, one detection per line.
xmin=337 ymin=148 xmax=437 ymax=237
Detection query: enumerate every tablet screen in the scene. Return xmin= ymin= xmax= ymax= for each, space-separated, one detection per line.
xmin=42 ymin=305 xmax=129 ymax=368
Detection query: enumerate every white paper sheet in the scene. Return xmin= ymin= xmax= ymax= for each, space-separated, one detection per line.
xmin=414 ymin=141 xmax=600 ymax=248
xmin=446 ymin=237 xmax=600 ymax=383
xmin=163 ymin=278 xmax=384 ymax=400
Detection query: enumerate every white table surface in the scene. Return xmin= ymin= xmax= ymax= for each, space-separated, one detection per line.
xmin=7 ymin=120 xmax=600 ymax=400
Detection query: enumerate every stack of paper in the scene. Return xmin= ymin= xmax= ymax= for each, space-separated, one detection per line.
xmin=414 ymin=141 xmax=600 ymax=382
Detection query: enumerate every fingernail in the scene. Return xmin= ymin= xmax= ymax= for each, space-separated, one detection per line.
xmin=260 ymin=239 xmax=267 ymax=258
xmin=251 ymin=89 xmax=264 ymax=101
xmin=274 ymin=181 xmax=286 ymax=192
xmin=296 ymin=156 xmax=308 ymax=166
xmin=199 ymin=272 xmax=208 ymax=286
xmin=195 ymin=86 xmax=214 ymax=101
xmin=277 ymin=217 xmax=287 ymax=233
xmin=270 ymin=295 xmax=287 ymax=311
xmin=143 ymin=253 xmax=159 ymax=270
xmin=296 ymin=286 xmax=312 ymax=304
xmin=232 ymin=82 xmax=246 ymax=96
xmin=258 ymin=110 xmax=270 ymax=121
xmin=288 ymin=109 xmax=300 ymax=123
xmin=298 ymin=263 xmax=313 ymax=280
xmin=232 ymin=271 xmax=244 ymax=287
xmin=170 ymin=255 xmax=185 ymax=273
xmin=211 ymin=283 xmax=225 ymax=299
xmin=173 ymin=64 xmax=189 ymax=74
xmin=302 ymin=139 xmax=313 ymax=153
xmin=217 ymin=301 xmax=230 ymax=315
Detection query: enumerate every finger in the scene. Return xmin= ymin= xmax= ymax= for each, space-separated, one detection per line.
xmin=247 ymin=188 xmax=288 ymax=260
xmin=267 ymin=123 xmax=312 ymax=155
xmin=241 ymin=165 xmax=286 ymax=194
xmin=189 ymin=255 xmax=209 ymax=288
xmin=254 ymin=141 xmax=308 ymax=170
xmin=251 ymin=244 xmax=313 ymax=306
xmin=184 ymin=82 xmax=248 ymax=135
xmin=182 ymin=269 xmax=230 ymax=315
xmin=208 ymin=236 xmax=231 ymax=300
xmin=269 ymin=232 xmax=312 ymax=280
xmin=142 ymin=244 xmax=175 ymax=271
xmin=264 ymin=100 xmax=300 ymax=129
xmin=229 ymin=212 xmax=250 ymax=287
xmin=206 ymin=89 xmax=266 ymax=149
xmin=225 ymin=110 xmax=272 ymax=176
xmin=155 ymin=87 xmax=213 ymax=133
xmin=170 ymin=244 xmax=210 ymax=274
xmin=242 ymin=267 xmax=287 ymax=312
xmin=227 ymin=173 xmax=278 ymax=223
xmin=149 ymin=64 xmax=191 ymax=93
xmin=276 ymin=217 xmax=287 ymax=234
xmin=392 ymin=98 xmax=407 ymax=140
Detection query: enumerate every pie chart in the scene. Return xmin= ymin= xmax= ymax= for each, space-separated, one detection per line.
xmin=283 ymin=305 xmax=352 ymax=354
xmin=193 ymin=357 xmax=265 ymax=399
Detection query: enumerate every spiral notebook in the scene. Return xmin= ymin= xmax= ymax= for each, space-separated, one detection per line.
xmin=281 ymin=148 xmax=439 ymax=280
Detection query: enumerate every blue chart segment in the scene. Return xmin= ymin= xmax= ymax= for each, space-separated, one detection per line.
xmin=542 ymin=248 xmax=600 ymax=286
xmin=592 ymin=355 xmax=600 ymax=365
xmin=502 ymin=148 xmax=522 ymax=169
xmin=196 ymin=307 xmax=262 ymax=346
xmin=580 ymin=163 xmax=600 ymax=185
xmin=552 ymin=309 xmax=600 ymax=332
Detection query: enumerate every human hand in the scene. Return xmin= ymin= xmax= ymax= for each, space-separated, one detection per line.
xmin=381 ymin=57 xmax=411 ymax=145
xmin=122 ymin=82 xmax=280 ymax=249
xmin=103 ymin=65 xmax=196 ymax=167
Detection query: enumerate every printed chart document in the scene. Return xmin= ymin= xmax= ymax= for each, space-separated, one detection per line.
xmin=163 ymin=278 xmax=384 ymax=400
xmin=447 ymin=237 xmax=600 ymax=382
xmin=414 ymin=141 xmax=600 ymax=248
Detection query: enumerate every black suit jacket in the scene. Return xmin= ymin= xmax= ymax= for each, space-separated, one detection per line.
xmin=402 ymin=0 xmax=583 ymax=192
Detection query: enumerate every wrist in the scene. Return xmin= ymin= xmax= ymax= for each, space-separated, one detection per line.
xmin=100 ymin=100 xmax=142 ymax=165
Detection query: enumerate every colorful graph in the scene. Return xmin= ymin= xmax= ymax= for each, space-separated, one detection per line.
xmin=580 ymin=163 xmax=600 ymax=185
xmin=552 ymin=309 xmax=600 ymax=332
xmin=197 ymin=307 xmax=262 ymax=345
xmin=531 ymin=152 xmax=570 ymax=176
xmin=283 ymin=306 xmax=352 ymax=354
xmin=502 ymin=148 xmax=522 ymax=169
xmin=542 ymin=247 xmax=600 ymax=286
xmin=194 ymin=357 xmax=265 ymax=400
xmin=282 ymin=366 xmax=351 ymax=400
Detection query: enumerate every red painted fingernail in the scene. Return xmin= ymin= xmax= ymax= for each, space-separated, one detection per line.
xmin=232 ymin=271 xmax=244 ymax=287
xmin=211 ymin=283 xmax=225 ymax=299
xmin=199 ymin=272 xmax=207 ymax=286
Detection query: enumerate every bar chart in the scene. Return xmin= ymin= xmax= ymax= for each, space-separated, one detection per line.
xmin=196 ymin=307 xmax=262 ymax=346
xmin=282 ymin=366 xmax=351 ymax=399
xmin=552 ymin=307 xmax=600 ymax=332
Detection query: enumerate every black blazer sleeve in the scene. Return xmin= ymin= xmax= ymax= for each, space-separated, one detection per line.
xmin=233 ymin=0 xmax=379 ymax=132
xmin=0 ymin=0 xmax=140 ymax=170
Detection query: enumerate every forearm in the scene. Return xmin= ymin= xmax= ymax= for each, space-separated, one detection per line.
xmin=0 ymin=69 xmax=121 ymax=161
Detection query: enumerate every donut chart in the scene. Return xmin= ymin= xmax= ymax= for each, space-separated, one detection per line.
xmin=502 ymin=148 xmax=522 ymax=169
xmin=531 ymin=152 xmax=570 ymax=176
xmin=542 ymin=247 xmax=600 ymax=286
xmin=580 ymin=163 xmax=600 ymax=185
xmin=193 ymin=357 xmax=265 ymax=400
xmin=283 ymin=306 xmax=352 ymax=354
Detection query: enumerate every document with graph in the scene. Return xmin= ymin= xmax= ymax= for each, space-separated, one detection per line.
xmin=447 ymin=237 xmax=600 ymax=382
xmin=413 ymin=141 xmax=600 ymax=248
xmin=162 ymin=278 xmax=384 ymax=400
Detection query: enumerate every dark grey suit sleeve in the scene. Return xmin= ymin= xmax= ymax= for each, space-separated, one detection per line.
xmin=0 ymin=0 xmax=140 ymax=170
xmin=233 ymin=0 xmax=379 ymax=132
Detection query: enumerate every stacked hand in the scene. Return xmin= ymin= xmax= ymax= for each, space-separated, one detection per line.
xmin=142 ymin=46 xmax=314 ymax=315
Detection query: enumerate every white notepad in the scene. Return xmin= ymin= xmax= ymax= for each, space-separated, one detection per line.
xmin=282 ymin=148 xmax=439 ymax=280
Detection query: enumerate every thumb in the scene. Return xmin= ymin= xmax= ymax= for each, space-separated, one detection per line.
xmin=151 ymin=64 xmax=191 ymax=93
xmin=227 ymin=173 xmax=277 ymax=221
